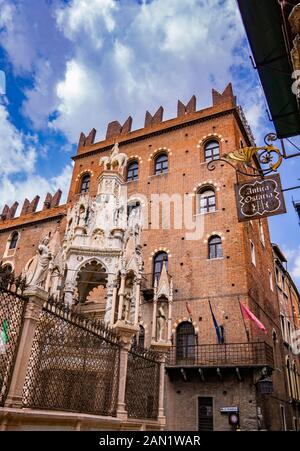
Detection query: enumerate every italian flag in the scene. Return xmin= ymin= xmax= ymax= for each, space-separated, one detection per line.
xmin=0 ymin=320 xmax=9 ymax=349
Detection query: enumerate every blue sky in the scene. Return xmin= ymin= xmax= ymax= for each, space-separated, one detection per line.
xmin=0 ymin=0 xmax=299 ymax=283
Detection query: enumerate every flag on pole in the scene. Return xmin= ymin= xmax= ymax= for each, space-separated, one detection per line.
xmin=186 ymin=302 xmax=193 ymax=322
xmin=208 ymin=300 xmax=222 ymax=344
xmin=240 ymin=302 xmax=267 ymax=334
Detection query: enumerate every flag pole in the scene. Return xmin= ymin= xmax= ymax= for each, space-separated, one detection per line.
xmin=238 ymin=297 xmax=250 ymax=342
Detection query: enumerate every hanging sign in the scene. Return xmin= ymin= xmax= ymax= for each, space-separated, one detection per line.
xmin=235 ymin=174 xmax=286 ymax=222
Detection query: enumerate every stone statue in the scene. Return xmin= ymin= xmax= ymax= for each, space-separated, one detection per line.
xmin=77 ymin=205 xmax=86 ymax=228
xmin=128 ymin=205 xmax=141 ymax=231
xmin=157 ymin=304 xmax=167 ymax=341
xmin=26 ymin=236 xmax=52 ymax=288
xmin=122 ymin=292 xmax=132 ymax=322
xmin=99 ymin=142 xmax=128 ymax=175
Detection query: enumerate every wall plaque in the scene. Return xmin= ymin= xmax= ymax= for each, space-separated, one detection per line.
xmin=235 ymin=174 xmax=286 ymax=222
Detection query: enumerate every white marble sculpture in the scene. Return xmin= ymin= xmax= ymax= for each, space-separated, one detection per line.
xmin=99 ymin=142 xmax=128 ymax=175
xmin=157 ymin=304 xmax=167 ymax=341
xmin=26 ymin=236 xmax=52 ymax=288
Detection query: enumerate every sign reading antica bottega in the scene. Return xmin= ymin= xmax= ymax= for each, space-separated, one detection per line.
xmin=235 ymin=174 xmax=286 ymax=222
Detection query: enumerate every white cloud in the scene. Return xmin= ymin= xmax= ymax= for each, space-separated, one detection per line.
xmin=0 ymin=104 xmax=36 ymax=175
xmin=0 ymin=0 xmax=36 ymax=73
xmin=56 ymin=0 xmax=117 ymax=48
xmin=48 ymin=0 xmax=252 ymax=143
xmin=0 ymin=164 xmax=73 ymax=215
xmin=0 ymin=102 xmax=72 ymax=214
xmin=22 ymin=59 xmax=57 ymax=129
xmin=50 ymin=59 xmax=105 ymax=141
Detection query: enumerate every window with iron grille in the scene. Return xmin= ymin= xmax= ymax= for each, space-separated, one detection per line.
xmin=208 ymin=236 xmax=222 ymax=259
xmin=153 ymin=252 xmax=168 ymax=282
xmin=199 ymin=189 xmax=216 ymax=214
xmin=176 ymin=322 xmax=196 ymax=361
xmin=80 ymin=174 xmax=90 ymax=194
xmin=127 ymin=161 xmax=139 ymax=181
xmin=9 ymin=232 xmax=19 ymax=250
xmin=155 ymin=153 xmax=168 ymax=174
xmin=198 ymin=397 xmax=214 ymax=431
xmin=204 ymin=140 xmax=220 ymax=162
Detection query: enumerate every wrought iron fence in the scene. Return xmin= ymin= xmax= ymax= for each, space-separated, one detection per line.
xmin=125 ymin=345 xmax=160 ymax=420
xmin=22 ymin=298 xmax=120 ymax=417
xmin=166 ymin=342 xmax=274 ymax=368
xmin=0 ymin=284 xmax=27 ymax=405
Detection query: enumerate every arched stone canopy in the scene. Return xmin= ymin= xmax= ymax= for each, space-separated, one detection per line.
xmin=76 ymin=259 xmax=108 ymax=303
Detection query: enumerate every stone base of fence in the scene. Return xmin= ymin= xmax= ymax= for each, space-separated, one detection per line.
xmin=0 ymin=407 xmax=164 ymax=431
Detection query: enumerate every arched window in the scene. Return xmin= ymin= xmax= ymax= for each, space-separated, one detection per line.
xmin=199 ymin=189 xmax=216 ymax=214
xmin=176 ymin=322 xmax=196 ymax=362
xmin=204 ymin=140 xmax=220 ymax=162
xmin=9 ymin=232 xmax=19 ymax=250
xmin=80 ymin=174 xmax=90 ymax=194
xmin=127 ymin=161 xmax=139 ymax=182
xmin=155 ymin=153 xmax=168 ymax=175
xmin=208 ymin=235 xmax=222 ymax=259
xmin=153 ymin=252 xmax=168 ymax=282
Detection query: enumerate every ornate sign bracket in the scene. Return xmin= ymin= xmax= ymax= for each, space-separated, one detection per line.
xmin=207 ymin=133 xmax=284 ymax=179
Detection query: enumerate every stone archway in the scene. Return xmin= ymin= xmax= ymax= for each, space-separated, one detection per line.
xmin=75 ymin=259 xmax=108 ymax=319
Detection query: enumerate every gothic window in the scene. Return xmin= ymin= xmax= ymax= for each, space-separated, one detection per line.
xmin=80 ymin=174 xmax=90 ymax=194
xmin=176 ymin=322 xmax=196 ymax=361
xmin=208 ymin=236 xmax=222 ymax=259
xmin=153 ymin=252 xmax=168 ymax=282
xmin=154 ymin=153 xmax=168 ymax=175
xmin=199 ymin=189 xmax=216 ymax=214
xmin=204 ymin=140 xmax=220 ymax=162
xmin=127 ymin=161 xmax=139 ymax=181
xmin=9 ymin=232 xmax=19 ymax=250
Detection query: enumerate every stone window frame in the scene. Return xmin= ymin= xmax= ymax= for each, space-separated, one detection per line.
xmin=75 ymin=170 xmax=94 ymax=195
xmin=208 ymin=235 xmax=223 ymax=260
xmin=126 ymin=159 xmax=139 ymax=182
xmin=4 ymin=230 xmax=20 ymax=257
xmin=197 ymin=186 xmax=217 ymax=215
xmin=152 ymin=251 xmax=169 ymax=283
xmin=197 ymin=133 xmax=225 ymax=164
xmin=193 ymin=181 xmax=221 ymax=217
xmin=148 ymin=147 xmax=172 ymax=176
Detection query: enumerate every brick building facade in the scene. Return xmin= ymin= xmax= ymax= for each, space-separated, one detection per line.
xmin=0 ymin=83 xmax=299 ymax=431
